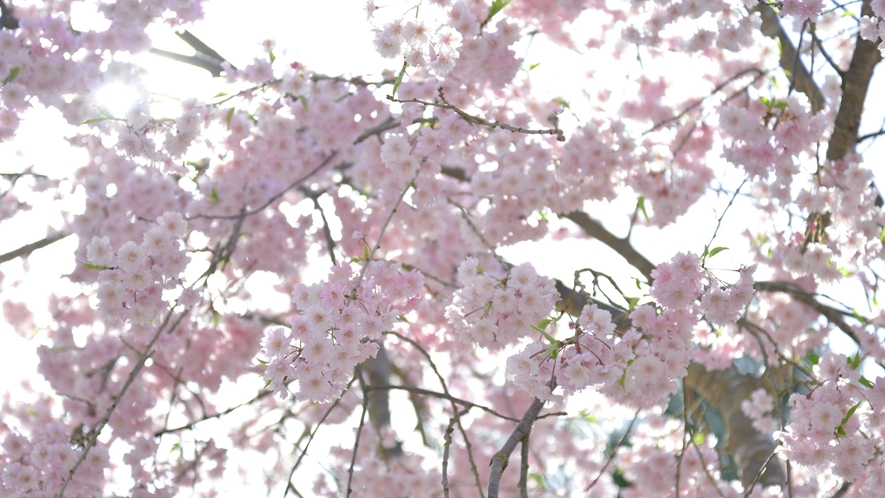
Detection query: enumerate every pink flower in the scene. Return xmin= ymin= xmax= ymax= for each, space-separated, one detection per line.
xmin=86 ymin=236 xmax=115 ymax=266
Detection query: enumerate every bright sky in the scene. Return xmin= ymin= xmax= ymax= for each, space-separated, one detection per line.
xmin=1 ymin=0 xmax=884 ymax=494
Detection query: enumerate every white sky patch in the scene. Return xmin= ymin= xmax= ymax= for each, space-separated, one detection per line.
xmin=95 ymin=82 xmax=140 ymax=118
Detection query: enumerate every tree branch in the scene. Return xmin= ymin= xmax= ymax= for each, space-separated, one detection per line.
xmin=685 ymin=363 xmax=786 ymax=489
xmin=0 ymin=231 xmax=71 ymax=264
xmin=0 ymin=0 xmax=18 ymax=30
xmin=149 ymin=30 xmax=237 ymax=78
xmin=562 ymin=211 xmax=656 ymax=281
xmin=754 ymin=3 xmax=826 ymax=113
xmin=487 ymin=395 xmax=547 ymax=498
xmin=826 ymin=0 xmax=882 ymax=160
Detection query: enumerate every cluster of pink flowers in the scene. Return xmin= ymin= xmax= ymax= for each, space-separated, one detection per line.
xmin=553 ymin=305 xmax=634 ymax=398
xmin=261 ymin=261 xmax=423 ymax=402
xmin=860 ymin=12 xmax=885 ymax=54
xmin=700 ymin=264 xmax=756 ymax=326
xmin=446 ymin=259 xmax=557 ymax=350
xmin=650 ymin=252 xmax=706 ymax=310
xmin=85 ymin=212 xmax=190 ymax=325
xmin=1 ymin=421 xmax=108 ymax=496
xmin=371 ymin=8 xmax=463 ymax=75
xmin=506 ymin=252 xmax=757 ymax=409
xmin=742 ymin=388 xmax=779 ymax=434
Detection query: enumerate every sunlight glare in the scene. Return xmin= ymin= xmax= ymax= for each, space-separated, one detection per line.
xmin=95 ymin=82 xmax=139 ymax=117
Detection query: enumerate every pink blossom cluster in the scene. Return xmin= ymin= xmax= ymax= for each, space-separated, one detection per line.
xmin=261 ymin=261 xmax=423 ymax=402
xmin=860 ymin=13 xmax=885 ymax=56
xmin=700 ymin=264 xmax=756 ymax=326
xmin=721 ymin=96 xmax=826 ymax=189
xmin=1 ymin=421 xmax=108 ymax=497
xmin=650 ymin=252 xmax=706 ymax=310
xmin=780 ymin=0 xmax=824 ymax=23
xmin=85 ymin=212 xmax=190 ymax=325
xmin=371 ymin=8 xmax=463 ymax=75
xmin=616 ymin=414 xmax=735 ymax=497
xmin=554 ymin=305 xmax=633 ymax=397
xmin=446 ymin=259 xmax=557 ymax=350
xmin=741 ymin=388 xmax=779 ymax=434
xmin=775 ymin=352 xmax=884 ymax=485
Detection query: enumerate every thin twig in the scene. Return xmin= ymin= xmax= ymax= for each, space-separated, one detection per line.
xmin=285 ymin=377 xmax=355 ymax=497
xmin=347 ymin=166 xmax=421 ymax=303
xmin=190 ymin=150 xmax=338 ymax=220
xmin=390 ymin=88 xmax=565 ymax=142
xmin=347 ymin=371 xmax=370 ymax=498
xmin=362 ymin=384 xmax=519 ymax=422
xmin=57 ymin=308 xmax=189 ymax=497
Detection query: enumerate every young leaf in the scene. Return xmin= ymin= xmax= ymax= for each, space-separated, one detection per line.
xmin=5 ymin=66 xmax=19 ymax=83
xmin=806 ymin=351 xmax=820 ymax=365
xmin=637 ymin=196 xmax=649 ymax=221
xmin=390 ymin=60 xmax=408 ymax=99
xmin=82 ymin=262 xmax=109 ymax=271
xmin=707 ymin=247 xmax=728 ymax=258
xmin=226 ymin=108 xmax=235 ymax=128
xmin=485 ymin=0 xmax=511 ymax=25
xmin=837 ymin=401 xmax=862 ymax=434
xmin=81 ymin=117 xmax=109 ymax=125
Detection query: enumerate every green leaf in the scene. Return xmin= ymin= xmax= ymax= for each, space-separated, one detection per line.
xmin=692 ymin=431 xmax=705 ymax=445
xmin=847 ymin=352 xmax=861 ymax=370
xmin=627 ymin=296 xmax=639 ymax=312
xmin=860 ymin=376 xmax=874 ymax=389
xmin=210 ymin=187 xmax=219 ymax=204
xmin=760 ymin=96 xmax=771 ymax=107
xmin=363 ymin=245 xmax=370 ymax=261
xmin=529 ymin=62 xmax=541 ymax=70
xmin=806 ymin=352 xmax=820 ymax=365
xmin=620 ymin=359 xmax=634 ymax=390
xmin=637 ymin=196 xmax=649 ymax=221
xmin=212 ymin=91 xmax=228 ymax=98
xmin=839 ymin=267 xmax=853 ymax=277
xmin=390 ymin=60 xmax=408 ymax=99
xmin=81 ymin=117 xmax=109 ymax=125
xmin=773 ymin=101 xmax=788 ymax=109
xmin=82 ymin=262 xmax=109 ymax=270
xmin=554 ymin=98 xmax=570 ymax=109
xmin=837 ymin=401 xmax=862 ymax=434
xmin=708 ymin=246 xmax=728 ymax=258
xmin=269 ymin=51 xmax=276 ymax=63
xmin=256 ymin=358 xmax=268 ymax=366
xmin=635 ymin=278 xmax=642 ymax=290
xmin=878 ymin=226 xmax=885 ymax=242
xmin=225 ymin=108 xmax=235 ymax=128
xmin=544 ymin=341 xmax=559 ymax=360
xmin=485 ymin=0 xmax=511 ymax=24
xmin=98 ymin=106 xmax=114 ymax=120
xmin=5 ymin=66 xmax=19 ymax=83
xmin=768 ymin=75 xmax=780 ymax=90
